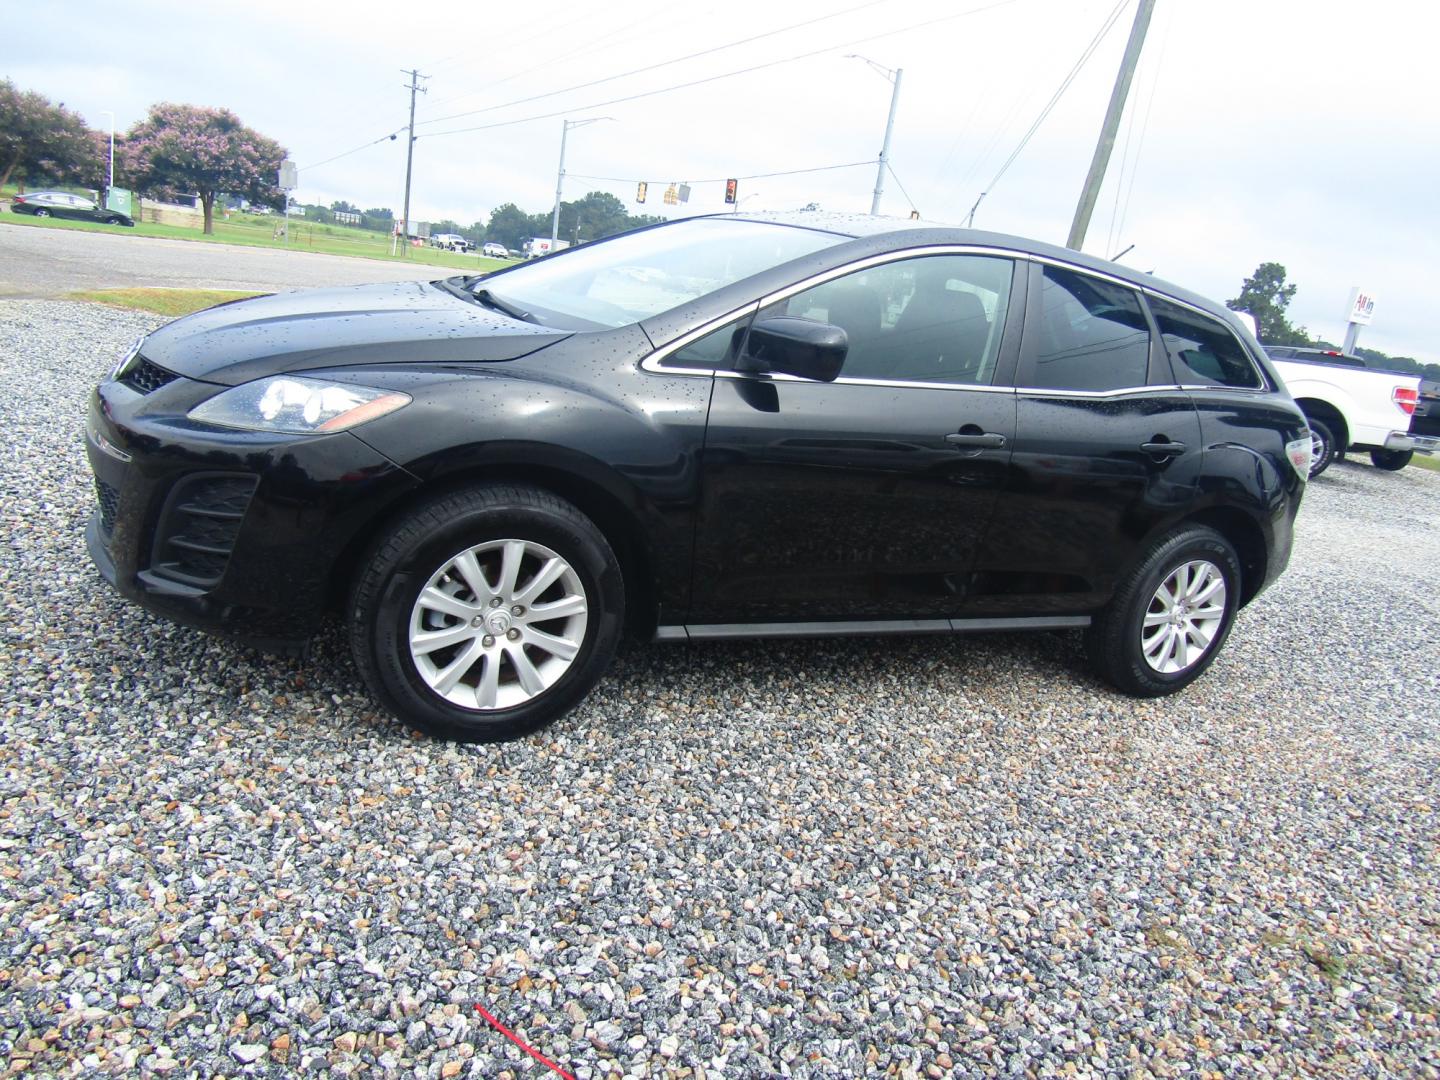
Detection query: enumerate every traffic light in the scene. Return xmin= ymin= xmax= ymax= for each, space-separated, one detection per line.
xmin=724 ymin=179 xmax=738 ymax=204
xmin=636 ymin=182 xmax=647 ymax=204
xmin=663 ymin=184 xmax=679 ymax=206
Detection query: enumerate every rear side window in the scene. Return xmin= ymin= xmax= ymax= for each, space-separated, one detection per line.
xmin=1028 ymin=266 xmax=1150 ymax=391
xmin=1150 ymin=297 xmax=1263 ymax=389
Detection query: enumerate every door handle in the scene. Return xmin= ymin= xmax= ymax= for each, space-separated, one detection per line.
xmin=1140 ymin=440 xmax=1187 ymax=457
xmin=946 ymin=431 xmax=1006 ymax=449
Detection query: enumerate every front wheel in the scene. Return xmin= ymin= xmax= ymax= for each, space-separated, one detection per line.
xmin=1305 ymin=418 xmax=1337 ymax=478
xmin=1370 ymin=448 xmax=1413 ymax=471
xmin=349 ymin=484 xmax=625 ymax=741
xmin=1085 ymin=526 xmax=1241 ymax=697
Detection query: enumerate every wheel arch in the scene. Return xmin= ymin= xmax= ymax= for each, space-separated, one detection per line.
xmin=327 ymin=462 xmax=659 ymax=637
xmin=1183 ymin=506 xmax=1268 ymax=608
xmin=1293 ymin=396 xmax=1350 ymax=452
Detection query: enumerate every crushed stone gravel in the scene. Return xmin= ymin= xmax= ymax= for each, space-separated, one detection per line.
xmin=0 ymin=299 xmax=1437 ymax=1078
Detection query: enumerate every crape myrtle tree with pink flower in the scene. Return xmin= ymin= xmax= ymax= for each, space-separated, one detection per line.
xmin=0 ymin=79 xmax=99 ymax=192
xmin=125 ymin=104 xmax=286 ymax=234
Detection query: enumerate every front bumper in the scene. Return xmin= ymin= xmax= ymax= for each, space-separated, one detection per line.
xmin=84 ymin=376 xmax=419 ymax=645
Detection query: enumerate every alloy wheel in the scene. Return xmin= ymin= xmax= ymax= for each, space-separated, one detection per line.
xmin=408 ymin=539 xmax=588 ymax=710
xmin=1140 ymin=559 xmax=1227 ymax=674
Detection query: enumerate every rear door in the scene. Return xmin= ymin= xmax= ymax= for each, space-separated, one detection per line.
xmin=686 ymin=250 xmax=1025 ymax=624
xmin=967 ymin=261 xmax=1203 ymax=615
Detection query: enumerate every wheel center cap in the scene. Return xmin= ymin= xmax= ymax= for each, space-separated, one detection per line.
xmin=485 ymin=610 xmax=513 ymax=636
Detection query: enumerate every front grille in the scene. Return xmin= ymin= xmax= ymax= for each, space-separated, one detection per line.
xmin=120 ymin=356 xmax=178 ymax=395
xmin=151 ymin=474 xmax=257 ymax=586
xmin=95 ymin=480 xmax=119 ymax=535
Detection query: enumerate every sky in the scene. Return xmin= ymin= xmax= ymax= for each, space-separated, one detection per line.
xmin=7 ymin=0 xmax=1439 ymax=360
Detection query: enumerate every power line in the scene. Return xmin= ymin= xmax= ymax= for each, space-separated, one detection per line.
xmin=965 ymin=0 xmax=1130 ymax=225
xmin=418 ymin=0 xmax=1021 ymax=142
xmin=298 ymin=129 xmax=405 ymax=173
xmin=567 ymin=159 xmax=878 ymax=186
xmin=884 ymin=162 xmax=919 ymax=214
xmin=415 ymin=11 xmax=658 ymax=117
xmin=414 ymin=0 xmax=892 ymax=129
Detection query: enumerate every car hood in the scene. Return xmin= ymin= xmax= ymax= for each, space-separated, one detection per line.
xmin=140 ymin=280 xmax=571 ymax=386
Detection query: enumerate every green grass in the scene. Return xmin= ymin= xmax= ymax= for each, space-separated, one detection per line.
xmin=1 ymin=205 xmax=511 ymax=272
xmin=1409 ymin=453 xmax=1440 ymax=472
xmin=68 ymin=288 xmax=266 ymax=317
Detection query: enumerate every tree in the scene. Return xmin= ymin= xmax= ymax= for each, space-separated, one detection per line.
xmin=330 ymin=199 xmax=359 ymax=214
xmin=125 ymin=103 xmax=286 ymax=234
xmin=0 ymin=79 xmax=99 ymax=191
xmin=1226 ymin=262 xmax=1308 ymax=345
xmin=486 ymin=202 xmax=549 ymax=251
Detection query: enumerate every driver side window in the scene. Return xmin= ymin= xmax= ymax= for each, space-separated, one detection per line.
xmin=756 ymin=254 xmax=1015 ymax=385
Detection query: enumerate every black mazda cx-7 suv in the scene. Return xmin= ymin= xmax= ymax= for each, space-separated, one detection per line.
xmin=85 ymin=212 xmax=1311 ymax=740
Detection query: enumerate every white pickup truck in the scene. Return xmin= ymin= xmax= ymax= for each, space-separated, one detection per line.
xmin=1263 ymin=346 xmax=1431 ymax=478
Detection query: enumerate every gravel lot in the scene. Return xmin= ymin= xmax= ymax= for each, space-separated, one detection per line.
xmin=2 ymin=299 xmax=1438 ymax=1079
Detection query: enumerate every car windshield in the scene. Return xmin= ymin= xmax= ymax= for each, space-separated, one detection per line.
xmin=475 ymin=218 xmax=847 ymax=329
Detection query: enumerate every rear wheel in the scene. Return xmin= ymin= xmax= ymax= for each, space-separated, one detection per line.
xmin=33 ymin=209 xmax=50 ymax=218
xmin=1370 ymin=448 xmax=1413 ymax=471
xmin=1085 ymin=526 xmax=1241 ymax=697
xmin=349 ymin=485 xmax=624 ymax=741
xmin=1305 ymin=418 xmax=1337 ymax=478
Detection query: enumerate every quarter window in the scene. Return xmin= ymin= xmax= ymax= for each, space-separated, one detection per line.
xmin=758 ymin=254 xmax=1015 ymax=385
xmin=663 ymin=315 xmax=748 ymax=369
xmin=1149 ymin=297 xmax=1264 ymax=389
xmin=1029 ymin=266 xmax=1150 ymax=391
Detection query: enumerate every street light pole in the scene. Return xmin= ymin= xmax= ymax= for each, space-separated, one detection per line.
xmin=848 ymin=56 xmax=903 ymax=216
xmin=551 ymin=117 xmax=614 ymax=245
xmin=100 ymin=110 xmax=114 ymax=196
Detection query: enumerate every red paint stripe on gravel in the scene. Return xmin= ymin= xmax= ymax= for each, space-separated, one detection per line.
xmin=473 ymin=1004 xmax=577 ymax=1080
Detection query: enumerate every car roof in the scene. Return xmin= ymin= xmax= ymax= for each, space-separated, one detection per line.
xmin=703 ymin=210 xmax=1232 ymax=323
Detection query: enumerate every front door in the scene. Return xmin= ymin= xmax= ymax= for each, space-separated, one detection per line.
xmin=688 ymin=251 xmax=1025 ymax=624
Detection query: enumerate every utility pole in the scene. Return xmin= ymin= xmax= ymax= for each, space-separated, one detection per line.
xmin=551 ymin=117 xmax=613 ymax=245
xmin=1066 ymin=0 xmax=1157 ymax=252
xmin=400 ymin=68 xmax=428 ymax=258
xmin=848 ymin=56 xmax=903 ymax=216
xmin=550 ymin=120 xmax=569 ymax=246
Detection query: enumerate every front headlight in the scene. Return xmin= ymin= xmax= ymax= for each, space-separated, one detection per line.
xmin=188 ymin=376 xmax=411 ymax=434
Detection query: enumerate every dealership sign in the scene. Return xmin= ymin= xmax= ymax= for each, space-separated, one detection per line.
xmin=1345 ymin=287 xmax=1377 ymax=326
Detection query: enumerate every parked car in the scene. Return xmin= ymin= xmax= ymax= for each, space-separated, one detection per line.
xmin=1263 ymin=346 xmax=1423 ymax=474
xmin=10 ymin=191 xmax=134 ymax=226
xmin=84 ymin=213 xmax=1310 ymax=741
xmin=481 ymin=242 xmax=508 ymax=259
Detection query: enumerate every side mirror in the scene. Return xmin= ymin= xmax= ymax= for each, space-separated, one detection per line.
xmin=736 ymin=316 xmax=847 ymax=382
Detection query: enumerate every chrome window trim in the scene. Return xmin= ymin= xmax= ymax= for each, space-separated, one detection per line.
xmin=1016 ymin=384 xmax=1184 ymax=399
xmin=641 ymin=244 xmax=1026 ymax=385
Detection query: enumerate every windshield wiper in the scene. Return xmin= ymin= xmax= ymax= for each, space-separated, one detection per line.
xmin=473 ymin=288 xmax=536 ymax=323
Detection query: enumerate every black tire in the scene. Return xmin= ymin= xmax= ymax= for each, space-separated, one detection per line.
xmin=349 ymin=484 xmax=624 ymax=741
xmin=1305 ymin=418 xmax=1337 ymax=478
xmin=1369 ymin=448 xmax=1413 ymax=471
xmin=1085 ymin=525 xmax=1241 ymax=697
xmin=33 ymin=208 xmax=50 ymax=218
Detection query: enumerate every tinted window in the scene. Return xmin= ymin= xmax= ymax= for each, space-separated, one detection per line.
xmin=1150 ymin=297 xmax=1263 ymax=389
xmin=663 ymin=315 xmax=748 ymax=369
xmin=759 ymin=254 xmax=1014 ymax=385
xmin=1029 ymin=267 xmax=1150 ymax=391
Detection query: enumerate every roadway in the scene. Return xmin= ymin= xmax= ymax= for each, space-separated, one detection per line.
xmin=0 ymin=222 xmax=445 ymax=297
